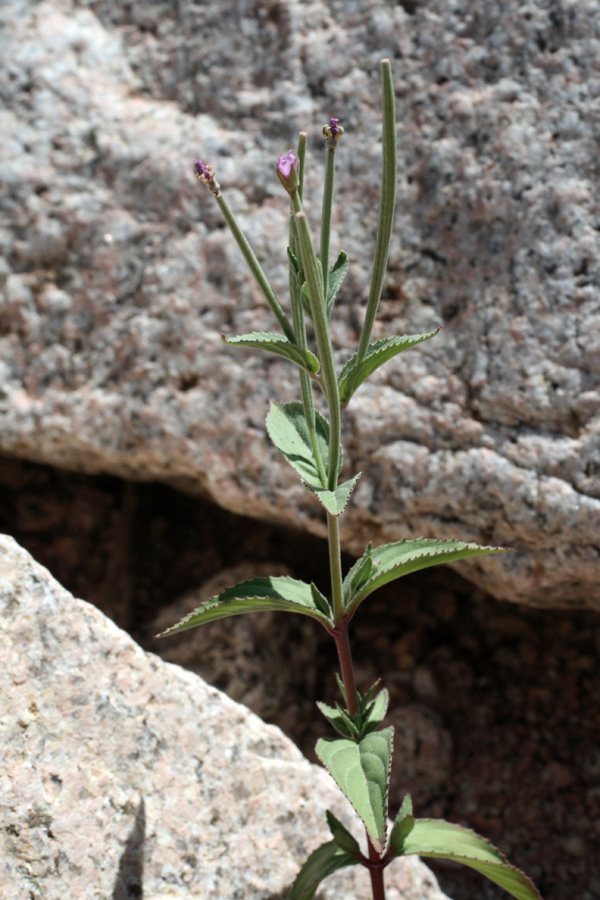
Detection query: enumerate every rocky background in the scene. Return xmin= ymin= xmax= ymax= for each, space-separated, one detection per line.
xmin=1 ymin=0 xmax=599 ymax=607
xmin=1 ymin=1 xmax=600 ymax=899
xmin=1 ymin=456 xmax=598 ymax=900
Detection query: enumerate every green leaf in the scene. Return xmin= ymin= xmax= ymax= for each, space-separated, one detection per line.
xmin=316 ymin=727 xmax=394 ymax=853
xmin=305 ymin=473 xmax=361 ymax=516
xmin=338 ymin=329 xmax=440 ymax=405
xmin=326 ymin=250 xmax=349 ymax=320
xmin=222 ymin=332 xmax=319 ymax=375
xmin=326 ymin=810 xmax=361 ymax=855
xmin=399 ymin=819 xmax=543 ymax=900
xmin=155 ymin=575 xmax=333 ymax=638
xmin=360 ymin=686 xmax=389 ymax=736
xmin=345 ymin=538 xmax=510 ymax=616
xmin=289 ymin=840 xmax=359 ymax=900
xmin=316 ymin=701 xmax=358 ymax=739
xmin=342 ymin=543 xmax=374 ymax=606
xmin=288 ymin=248 xmax=312 ymax=320
xmin=266 ymin=401 xmax=342 ymax=489
xmin=387 ymin=795 xmax=415 ymax=856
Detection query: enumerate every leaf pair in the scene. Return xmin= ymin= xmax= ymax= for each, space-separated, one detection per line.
xmin=318 ymin=680 xmax=389 ymax=741
xmin=291 ymin=795 xmax=543 ymax=900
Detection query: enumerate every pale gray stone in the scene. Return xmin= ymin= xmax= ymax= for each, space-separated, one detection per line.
xmin=1 ymin=0 xmax=599 ymax=607
xmin=0 ymin=534 xmax=448 ymax=900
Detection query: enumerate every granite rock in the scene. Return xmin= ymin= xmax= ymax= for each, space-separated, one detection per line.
xmin=1 ymin=0 xmax=599 ymax=607
xmin=0 ymin=534 xmax=448 ymax=900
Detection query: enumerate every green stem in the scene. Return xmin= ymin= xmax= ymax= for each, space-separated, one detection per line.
xmin=289 ymin=150 xmax=327 ymax=487
xmin=292 ymin=205 xmax=341 ymax=492
xmin=356 ymin=58 xmax=397 ymax=363
xmin=215 ymin=193 xmax=296 ymax=344
xmin=320 ymin=147 xmax=336 ymax=301
xmin=327 ymin=514 xmax=345 ymax=625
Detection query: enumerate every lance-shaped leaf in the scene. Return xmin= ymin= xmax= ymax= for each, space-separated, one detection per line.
xmin=338 ymin=329 xmax=440 ymax=406
xmin=155 ymin=575 xmax=333 ymax=638
xmin=344 ymin=538 xmax=510 ymax=616
xmin=326 ymin=250 xmax=349 ymax=320
xmin=305 ymin=472 xmax=361 ymax=517
xmin=396 ymin=819 xmax=543 ymax=900
xmin=266 ymin=401 xmax=342 ymax=488
xmin=289 ymin=840 xmax=359 ymax=900
xmin=316 ymin=727 xmax=394 ymax=853
xmin=222 ymin=332 xmax=319 ymax=375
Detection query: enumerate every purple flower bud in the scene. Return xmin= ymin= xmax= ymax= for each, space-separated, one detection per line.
xmin=194 ymin=159 xmax=220 ymax=196
xmin=323 ymin=117 xmax=344 ymax=148
xmin=277 ymin=150 xmax=299 ymax=180
xmin=195 ymin=159 xmax=211 ymax=179
xmin=276 ymin=150 xmax=299 ymax=194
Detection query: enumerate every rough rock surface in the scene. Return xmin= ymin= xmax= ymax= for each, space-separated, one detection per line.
xmin=1 ymin=0 xmax=599 ymax=607
xmin=0 ymin=534 xmax=448 ymax=900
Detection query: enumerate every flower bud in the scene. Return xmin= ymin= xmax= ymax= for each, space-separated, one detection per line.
xmin=276 ymin=150 xmax=299 ymax=195
xmin=322 ymin=117 xmax=344 ymax=149
xmin=194 ymin=159 xmax=220 ymax=196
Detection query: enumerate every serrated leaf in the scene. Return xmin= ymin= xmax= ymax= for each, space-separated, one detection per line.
xmin=222 ymin=332 xmax=319 ymax=375
xmin=316 ymin=701 xmax=358 ymax=739
xmin=338 ymin=329 xmax=441 ymax=405
xmin=345 ymin=538 xmax=510 ymax=616
xmin=400 ymin=819 xmax=543 ymax=900
xmin=155 ymin=575 xmax=333 ymax=638
xmin=316 ymin=727 xmax=394 ymax=852
xmin=326 ymin=810 xmax=361 ymax=855
xmin=305 ymin=473 xmax=361 ymax=516
xmin=387 ymin=796 xmax=415 ymax=857
xmin=266 ymin=401 xmax=341 ymax=488
xmin=326 ymin=250 xmax=349 ymax=320
xmin=289 ymin=840 xmax=359 ymax=900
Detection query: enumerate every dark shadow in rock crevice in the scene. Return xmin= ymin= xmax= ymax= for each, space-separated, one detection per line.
xmin=112 ymin=798 xmax=145 ymax=900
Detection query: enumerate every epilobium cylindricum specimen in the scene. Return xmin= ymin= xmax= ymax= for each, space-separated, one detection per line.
xmin=159 ymin=60 xmax=543 ymax=900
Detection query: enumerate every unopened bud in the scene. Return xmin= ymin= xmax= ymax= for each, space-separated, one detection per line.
xmin=322 ymin=117 xmax=344 ymax=149
xmin=194 ymin=159 xmax=220 ymax=196
xmin=276 ymin=150 xmax=300 ymax=195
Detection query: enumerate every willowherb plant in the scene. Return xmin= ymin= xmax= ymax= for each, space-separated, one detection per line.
xmin=159 ymin=60 xmax=543 ymax=900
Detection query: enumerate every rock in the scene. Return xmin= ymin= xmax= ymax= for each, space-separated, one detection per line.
xmin=0 ymin=534 xmax=449 ymax=900
xmin=1 ymin=0 xmax=599 ymax=607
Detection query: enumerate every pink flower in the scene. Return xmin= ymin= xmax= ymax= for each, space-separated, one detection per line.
xmin=277 ymin=150 xmax=299 ymax=180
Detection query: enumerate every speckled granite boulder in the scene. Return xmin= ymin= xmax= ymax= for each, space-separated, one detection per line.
xmin=0 ymin=534 xmax=448 ymax=900
xmin=1 ymin=0 xmax=599 ymax=607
